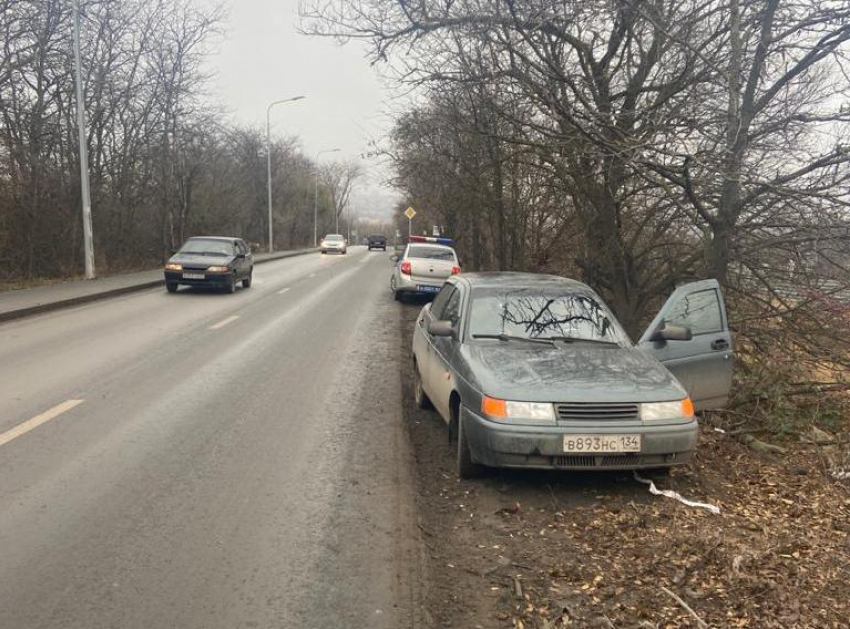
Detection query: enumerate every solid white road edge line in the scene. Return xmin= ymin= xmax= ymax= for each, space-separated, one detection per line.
xmin=210 ymin=315 xmax=239 ymax=330
xmin=277 ymin=288 xmax=291 ymax=295
xmin=0 ymin=399 xmax=85 ymax=448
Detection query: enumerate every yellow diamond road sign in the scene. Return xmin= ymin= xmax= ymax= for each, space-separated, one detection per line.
xmin=404 ymin=207 xmax=417 ymax=220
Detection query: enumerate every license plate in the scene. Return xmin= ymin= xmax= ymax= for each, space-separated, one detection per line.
xmin=183 ymin=273 xmax=205 ymax=280
xmin=563 ymin=434 xmax=641 ymax=453
xmin=417 ymin=285 xmax=440 ymax=293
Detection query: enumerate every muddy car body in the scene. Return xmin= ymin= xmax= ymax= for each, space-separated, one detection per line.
xmin=411 ymin=273 xmax=734 ymax=477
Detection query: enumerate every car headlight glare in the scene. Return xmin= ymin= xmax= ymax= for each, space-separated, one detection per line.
xmin=207 ymin=266 xmax=229 ymax=273
xmin=165 ymin=263 xmax=182 ymax=271
xmin=641 ymin=398 xmax=694 ymax=421
xmin=481 ymin=396 xmax=556 ymax=424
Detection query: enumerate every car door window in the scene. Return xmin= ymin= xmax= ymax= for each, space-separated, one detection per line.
xmin=663 ymin=289 xmax=722 ymax=335
xmin=430 ymin=285 xmax=455 ymax=320
xmin=442 ymin=290 xmax=462 ymax=326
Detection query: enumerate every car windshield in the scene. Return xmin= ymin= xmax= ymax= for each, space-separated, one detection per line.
xmin=179 ymin=239 xmax=233 ymax=256
xmin=408 ymin=245 xmax=455 ymax=261
xmin=325 ymin=235 xmax=344 ymax=242
xmin=468 ymin=288 xmax=630 ymax=346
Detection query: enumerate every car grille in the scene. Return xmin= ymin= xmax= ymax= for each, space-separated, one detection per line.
xmin=555 ymin=402 xmax=639 ymax=421
xmin=553 ymin=454 xmax=668 ymax=468
xmin=182 ymin=265 xmax=209 ymax=272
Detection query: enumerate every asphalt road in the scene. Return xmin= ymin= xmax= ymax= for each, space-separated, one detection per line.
xmin=0 ymin=247 xmax=423 ymax=629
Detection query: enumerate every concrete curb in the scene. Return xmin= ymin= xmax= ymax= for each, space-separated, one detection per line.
xmin=0 ymin=248 xmax=316 ymax=324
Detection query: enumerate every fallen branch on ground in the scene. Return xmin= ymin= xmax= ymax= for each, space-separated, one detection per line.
xmin=660 ymin=586 xmax=709 ymax=629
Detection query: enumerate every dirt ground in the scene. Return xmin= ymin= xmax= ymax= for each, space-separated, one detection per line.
xmin=394 ymin=300 xmax=850 ymax=629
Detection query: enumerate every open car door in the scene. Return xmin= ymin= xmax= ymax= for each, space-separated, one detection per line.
xmin=638 ymin=279 xmax=734 ymax=412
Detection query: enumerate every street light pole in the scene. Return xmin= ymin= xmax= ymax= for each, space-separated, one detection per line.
xmin=73 ymin=0 xmax=95 ymax=279
xmin=266 ymin=95 xmax=305 ymax=253
xmin=313 ymin=148 xmax=340 ymax=246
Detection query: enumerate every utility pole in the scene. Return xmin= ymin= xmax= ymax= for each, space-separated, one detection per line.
xmin=73 ymin=0 xmax=95 ymax=279
xmin=266 ymin=96 xmax=305 ymax=253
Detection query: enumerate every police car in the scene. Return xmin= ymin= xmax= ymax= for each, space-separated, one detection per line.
xmin=390 ymin=236 xmax=460 ymax=301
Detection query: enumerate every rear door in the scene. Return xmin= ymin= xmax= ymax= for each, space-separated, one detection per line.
xmin=232 ymin=241 xmax=247 ymax=278
xmin=429 ymin=286 xmax=464 ymax=420
xmin=637 ymin=279 xmax=734 ymax=411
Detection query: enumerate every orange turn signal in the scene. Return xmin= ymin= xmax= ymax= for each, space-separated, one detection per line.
xmin=681 ymin=397 xmax=695 ymax=417
xmin=481 ymin=396 xmax=507 ymax=419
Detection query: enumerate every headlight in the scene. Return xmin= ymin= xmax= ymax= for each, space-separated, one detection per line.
xmin=206 ymin=266 xmax=229 ymax=273
xmin=641 ymin=398 xmax=694 ymax=421
xmin=165 ymin=263 xmax=182 ymax=271
xmin=481 ymin=396 xmax=556 ymax=425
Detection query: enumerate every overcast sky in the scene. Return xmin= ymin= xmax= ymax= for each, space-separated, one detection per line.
xmin=205 ymin=0 xmax=399 ymax=220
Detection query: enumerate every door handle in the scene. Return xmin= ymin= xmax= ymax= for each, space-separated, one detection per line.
xmin=711 ymin=339 xmax=729 ymax=351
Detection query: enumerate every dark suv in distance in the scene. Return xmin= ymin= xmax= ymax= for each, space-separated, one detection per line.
xmin=164 ymin=236 xmax=254 ymax=294
xmin=367 ymin=234 xmax=387 ymax=251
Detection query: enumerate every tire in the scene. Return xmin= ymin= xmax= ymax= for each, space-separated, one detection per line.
xmin=225 ymin=274 xmax=237 ymax=294
xmin=166 ymin=282 xmax=178 ymax=293
xmin=394 ymin=290 xmax=403 ymax=302
xmin=242 ymin=270 xmax=253 ymax=289
xmin=457 ymin=408 xmax=485 ymax=479
xmin=414 ymin=363 xmax=432 ymax=409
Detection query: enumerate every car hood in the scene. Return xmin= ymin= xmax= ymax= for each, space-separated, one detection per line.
xmin=169 ymin=253 xmax=235 ymax=267
xmin=460 ymin=343 xmax=686 ymax=403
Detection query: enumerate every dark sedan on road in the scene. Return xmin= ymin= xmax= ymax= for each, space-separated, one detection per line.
xmin=412 ymin=273 xmax=734 ymax=478
xmin=367 ymin=234 xmax=387 ymax=251
xmin=164 ymin=237 xmax=254 ymax=293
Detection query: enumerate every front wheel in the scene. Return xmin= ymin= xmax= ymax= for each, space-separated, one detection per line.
xmin=242 ymin=271 xmax=253 ymax=288
xmin=457 ymin=410 xmax=485 ymax=479
xmin=166 ymin=282 xmax=178 ymax=293
xmin=225 ymin=274 xmax=237 ymax=294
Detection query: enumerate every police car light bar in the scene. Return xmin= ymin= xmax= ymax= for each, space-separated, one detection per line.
xmin=409 ymin=235 xmax=454 ymax=245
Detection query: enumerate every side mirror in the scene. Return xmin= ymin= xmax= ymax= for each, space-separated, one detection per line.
xmin=651 ymin=323 xmax=693 ymax=342
xmin=428 ymin=320 xmax=454 ymax=338
xmin=236 ymin=253 xmax=246 ymax=259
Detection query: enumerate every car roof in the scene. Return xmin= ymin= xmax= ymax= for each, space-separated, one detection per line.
xmin=455 ymin=272 xmax=592 ymax=292
xmin=186 ymin=236 xmax=240 ymax=242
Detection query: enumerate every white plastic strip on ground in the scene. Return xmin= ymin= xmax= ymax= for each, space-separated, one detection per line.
xmin=633 ymin=472 xmax=721 ymax=514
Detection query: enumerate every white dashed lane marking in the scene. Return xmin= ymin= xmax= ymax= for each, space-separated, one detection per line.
xmin=0 ymin=399 xmax=85 ymax=448
xmin=209 ymin=316 xmax=239 ymax=330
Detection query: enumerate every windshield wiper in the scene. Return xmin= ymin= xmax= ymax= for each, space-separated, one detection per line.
xmin=542 ymin=336 xmax=620 ymax=347
xmin=472 ymin=334 xmax=556 ymax=346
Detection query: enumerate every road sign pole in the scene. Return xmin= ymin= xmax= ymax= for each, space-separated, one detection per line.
xmin=404 ymin=206 xmax=417 ymax=241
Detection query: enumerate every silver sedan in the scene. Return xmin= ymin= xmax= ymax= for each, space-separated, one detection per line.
xmin=390 ymin=242 xmax=460 ymax=301
xmin=320 ymin=234 xmax=347 ymax=254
